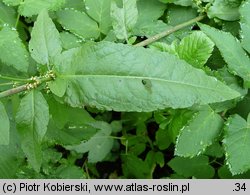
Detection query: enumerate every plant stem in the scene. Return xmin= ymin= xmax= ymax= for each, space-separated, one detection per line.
xmin=0 ymin=76 xmax=53 ymax=99
xmin=0 ymin=84 xmax=27 ymax=98
xmin=135 ymin=14 xmax=206 ymax=47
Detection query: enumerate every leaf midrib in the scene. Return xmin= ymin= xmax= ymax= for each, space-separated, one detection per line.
xmin=60 ymin=74 xmax=237 ymax=94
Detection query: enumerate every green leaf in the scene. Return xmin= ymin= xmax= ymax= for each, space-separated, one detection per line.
xmin=199 ymin=23 xmax=250 ymax=83
xmin=18 ymin=0 xmax=66 ymax=17
xmin=0 ymin=2 xmax=16 ymax=26
xmin=208 ymin=0 xmax=241 ymax=21
xmin=168 ymin=156 xmax=215 ymax=178
xmin=167 ymin=5 xmax=197 ymax=26
xmin=2 ymin=0 xmax=21 ymax=6
xmin=240 ymin=1 xmax=250 ymax=54
xmin=56 ymin=9 xmax=100 ymax=39
xmin=29 ymin=10 xmax=62 ymax=66
xmin=0 ymin=101 xmax=9 ymax=145
xmin=60 ymin=32 xmax=82 ymax=50
xmin=0 ymin=26 xmax=29 ymax=72
xmin=85 ymin=0 xmax=112 ymax=34
xmin=223 ymin=114 xmax=250 ymax=175
xmin=16 ymin=90 xmax=49 ymax=171
xmin=176 ymin=31 xmax=215 ymax=68
xmin=155 ymin=128 xmax=171 ymax=150
xmin=175 ymin=106 xmax=223 ymax=157
xmin=136 ymin=0 xmax=166 ymax=24
xmin=55 ymin=41 xmax=240 ymax=112
xmin=159 ymin=0 xmax=193 ymax=6
xmin=122 ymin=154 xmax=151 ymax=178
xmin=65 ymin=121 xmax=114 ymax=163
xmin=111 ymin=0 xmax=138 ymax=41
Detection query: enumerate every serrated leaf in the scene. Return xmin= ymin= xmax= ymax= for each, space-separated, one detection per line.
xmin=111 ymin=0 xmax=138 ymax=41
xmin=65 ymin=121 xmax=114 ymax=163
xmin=223 ymin=114 xmax=250 ymax=175
xmin=199 ymin=23 xmax=250 ymax=83
xmin=60 ymin=32 xmax=81 ymax=50
xmin=0 ymin=101 xmax=9 ymax=145
xmin=175 ymin=106 xmax=223 ymax=157
xmin=16 ymin=90 xmax=49 ymax=171
xmin=208 ymin=0 xmax=241 ymax=21
xmin=0 ymin=2 xmax=16 ymax=26
xmin=85 ymin=0 xmax=112 ymax=34
xmin=176 ymin=31 xmax=215 ymax=68
xmin=240 ymin=1 xmax=250 ymax=54
xmin=54 ymin=41 xmax=240 ymax=112
xmin=18 ymin=0 xmax=66 ymax=17
xmin=2 ymin=0 xmax=21 ymax=6
xmin=168 ymin=156 xmax=215 ymax=178
xmin=29 ymin=10 xmax=62 ymax=66
xmin=56 ymin=9 xmax=100 ymax=40
xmin=0 ymin=26 xmax=29 ymax=72
xmin=159 ymin=0 xmax=193 ymax=6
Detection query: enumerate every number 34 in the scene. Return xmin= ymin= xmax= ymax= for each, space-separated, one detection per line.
xmin=234 ymin=183 xmax=246 ymax=191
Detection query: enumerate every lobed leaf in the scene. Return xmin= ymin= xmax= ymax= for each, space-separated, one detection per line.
xmin=29 ymin=10 xmax=62 ymax=66
xmin=176 ymin=31 xmax=215 ymax=68
xmin=223 ymin=114 xmax=250 ymax=175
xmin=0 ymin=101 xmax=9 ymax=145
xmin=0 ymin=26 xmax=29 ymax=72
xmin=175 ymin=106 xmax=223 ymax=157
xmin=85 ymin=0 xmax=112 ymax=34
xmin=111 ymin=0 xmax=138 ymax=41
xmin=54 ymin=41 xmax=240 ymax=112
xmin=56 ymin=9 xmax=100 ymax=39
xmin=16 ymin=90 xmax=49 ymax=171
xmin=18 ymin=0 xmax=65 ymax=17
xmin=240 ymin=1 xmax=250 ymax=54
xmin=199 ymin=23 xmax=250 ymax=83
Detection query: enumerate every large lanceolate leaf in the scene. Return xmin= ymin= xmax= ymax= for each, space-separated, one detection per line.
xmin=199 ymin=23 xmax=250 ymax=83
xmin=240 ymin=1 xmax=250 ymax=54
xmin=29 ymin=10 xmax=62 ymax=66
xmin=0 ymin=26 xmax=29 ymax=72
xmin=176 ymin=31 xmax=215 ymax=68
xmin=56 ymin=9 xmax=100 ymax=39
xmin=223 ymin=114 xmax=250 ymax=175
xmin=53 ymin=41 xmax=240 ymax=112
xmin=85 ymin=0 xmax=112 ymax=34
xmin=18 ymin=0 xmax=65 ymax=17
xmin=175 ymin=106 xmax=223 ymax=157
xmin=65 ymin=122 xmax=114 ymax=163
xmin=16 ymin=90 xmax=49 ymax=171
xmin=0 ymin=101 xmax=9 ymax=145
xmin=111 ymin=0 xmax=138 ymax=41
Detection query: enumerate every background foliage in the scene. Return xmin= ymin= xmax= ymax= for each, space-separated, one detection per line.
xmin=0 ymin=0 xmax=250 ymax=178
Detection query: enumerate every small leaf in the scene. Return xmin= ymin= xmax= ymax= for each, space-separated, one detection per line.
xmin=168 ymin=156 xmax=215 ymax=178
xmin=65 ymin=121 xmax=114 ymax=163
xmin=85 ymin=0 xmax=112 ymax=34
xmin=0 ymin=26 xmax=29 ymax=72
xmin=223 ymin=114 xmax=250 ymax=175
xmin=176 ymin=31 xmax=215 ymax=68
xmin=175 ymin=106 xmax=223 ymax=157
xmin=16 ymin=90 xmax=49 ymax=171
xmin=208 ymin=0 xmax=241 ymax=21
xmin=111 ymin=0 xmax=138 ymax=41
xmin=18 ymin=0 xmax=66 ymax=17
xmin=29 ymin=10 xmax=62 ymax=66
xmin=240 ymin=1 xmax=250 ymax=54
xmin=0 ymin=101 xmax=9 ymax=145
xmin=199 ymin=23 xmax=250 ymax=83
xmin=56 ymin=9 xmax=100 ymax=39
xmin=55 ymin=41 xmax=240 ymax=112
